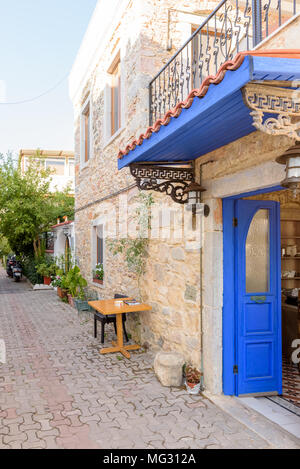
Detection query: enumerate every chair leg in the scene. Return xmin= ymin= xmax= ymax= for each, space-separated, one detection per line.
xmin=94 ymin=316 xmax=97 ymax=338
xmin=122 ymin=320 xmax=129 ymax=343
xmin=101 ymin=321 xmax=105 ymax=344
xmin=113 ymin=320 xmax=117 ymax=335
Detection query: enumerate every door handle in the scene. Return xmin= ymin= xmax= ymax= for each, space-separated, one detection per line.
xmin=250 ymin=296 xmax=266 ymax=304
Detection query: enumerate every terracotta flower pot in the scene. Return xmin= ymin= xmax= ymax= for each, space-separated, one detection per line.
xmin=44 ymin=276 xmax=51 ymax=286
xmin=93 ymin=278 xmax=103 ymax=285
xmin=67 ymin=294 xmax=75 ymax=308
xmin=57 ymin=287 xmax=67 ymax=298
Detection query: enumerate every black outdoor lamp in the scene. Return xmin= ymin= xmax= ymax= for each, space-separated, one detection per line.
xmin=183 ymin=182 xmax=210 ymax=217
xmin=276 ymin=143 xmax=300 ymax=192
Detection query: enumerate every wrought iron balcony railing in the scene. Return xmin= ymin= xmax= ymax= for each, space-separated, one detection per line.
xmin=149 ymin=0 xmax=299 ymax=125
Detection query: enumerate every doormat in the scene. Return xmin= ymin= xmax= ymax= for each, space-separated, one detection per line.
xmin=267 ymin=396 xmax=300 ymax=417
xmin=271 ymin=356 xmax=300 ymax=414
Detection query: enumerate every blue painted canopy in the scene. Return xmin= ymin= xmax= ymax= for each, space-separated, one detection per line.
xmin=118 ymin=55 xmax=300 ymax=170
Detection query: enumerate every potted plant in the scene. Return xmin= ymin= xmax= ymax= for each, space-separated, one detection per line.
xmin=51 ymin=272 xmax=67 ymax=298
xmin=64 ymin=266 xmax=87 ymax=308
xmin=59 ymin=275 xmax=69 ymax=299
xmin=73 ymin=290 xmax=90 ymax=313
xmin=93 ymin=263 xmax=104 ymax=284
xmin=184 ymin=365 xmax=202 ymax=395
xmin=36 ymin=262 xmax=56 ymax=286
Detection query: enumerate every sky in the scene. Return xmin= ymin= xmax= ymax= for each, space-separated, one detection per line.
xmin=0 ymin=0 xmax=98 ymax=155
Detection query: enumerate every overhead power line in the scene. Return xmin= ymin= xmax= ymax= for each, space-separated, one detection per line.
xmin=0 ymin=72 xmax=69 ymax=105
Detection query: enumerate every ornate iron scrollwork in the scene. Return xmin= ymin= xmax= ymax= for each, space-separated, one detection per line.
xmin=243 ymin=83 xmax=300 ymax=140
xmin=130 ymin=164 xmax=194 ymax=204
xmin=149 ymin=1 xmax=298 ymax=125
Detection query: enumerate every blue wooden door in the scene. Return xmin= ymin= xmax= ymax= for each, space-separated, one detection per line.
xmin=235 ymin=200 xmax=282 ymax=396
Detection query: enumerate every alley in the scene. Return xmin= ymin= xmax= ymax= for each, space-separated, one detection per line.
xmin=0 ymin=268 xmax=294 ymax=449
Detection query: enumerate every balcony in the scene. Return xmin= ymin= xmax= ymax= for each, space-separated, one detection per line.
xmin=149 ymin=0 xmax=299 ymax=125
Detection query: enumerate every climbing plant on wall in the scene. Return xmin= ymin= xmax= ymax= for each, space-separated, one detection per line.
xmin=108 ymin=192 xmax=154 ymax=276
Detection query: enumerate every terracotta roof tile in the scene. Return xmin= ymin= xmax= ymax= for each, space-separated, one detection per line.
xmin=51 ymin=220 xmax=73 ymax=229
xmin=118 ymin=50 xmax=300 ymax=160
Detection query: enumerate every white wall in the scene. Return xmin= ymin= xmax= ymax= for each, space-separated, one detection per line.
xmin=53 ymin=223 xmax=75 ymax=261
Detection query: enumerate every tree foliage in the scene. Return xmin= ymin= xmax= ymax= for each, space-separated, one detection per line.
xmin=0 ymin=235 xmax=10 ymax=258
xmin=0 ymin=151 xmax=74 ymax=256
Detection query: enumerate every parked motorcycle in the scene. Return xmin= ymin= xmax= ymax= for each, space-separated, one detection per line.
xmin=12 ymin=260 xmax=22 ymax=282
xmin=6 ymin=255 xmax=15 ymax=278
xmin=6 ymin=255 xmax=22 ymax=282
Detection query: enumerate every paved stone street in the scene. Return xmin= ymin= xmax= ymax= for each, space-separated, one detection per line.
xmin=0 ymin=267 xmax=290 ymax=449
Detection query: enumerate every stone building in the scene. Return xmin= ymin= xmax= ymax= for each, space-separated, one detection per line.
xmin=70 ymin=0 xmax=300 ymax=400
xmin=69 ymin=0 xmax=220 ymax=370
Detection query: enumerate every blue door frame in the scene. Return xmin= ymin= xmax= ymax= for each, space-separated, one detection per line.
xmin=223 ymin=186 xmax=283 ymax=396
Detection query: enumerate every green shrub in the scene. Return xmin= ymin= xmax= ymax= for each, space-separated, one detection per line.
xmin=36 ymin=262 xmax=57 ymax=278
xmin=23 ymin=257 xmax=43 ymax=285
xmin=64 ymin=266 xmax=87 ymax=297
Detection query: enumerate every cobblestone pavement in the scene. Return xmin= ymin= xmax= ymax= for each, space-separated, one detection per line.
xmin=0 ymin=268 xmax=274 ymax=449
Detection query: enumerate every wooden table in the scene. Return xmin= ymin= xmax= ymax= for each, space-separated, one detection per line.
xmin=88 ymin=298 xmax=152 ymax=358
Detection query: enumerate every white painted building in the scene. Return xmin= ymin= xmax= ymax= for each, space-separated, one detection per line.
xmin=50 ymin=220 xmax=75 ymax=265
xmin=20 ymin=149 xmax=75 ymax=193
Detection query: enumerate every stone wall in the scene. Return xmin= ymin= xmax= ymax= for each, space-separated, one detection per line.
xmin=71 ymin=0 xmax=216 ymax=369
xmin=192 ymin=13 xmax=300 ymax=393
xmin=71 ymin=0 xmax=299 ymax=391
xmin=200 ymin=132 xmax=294 ymax=183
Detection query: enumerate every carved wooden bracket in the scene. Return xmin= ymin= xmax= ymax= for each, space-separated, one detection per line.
xmin=243 ymin=83 xmax=300 ymax=140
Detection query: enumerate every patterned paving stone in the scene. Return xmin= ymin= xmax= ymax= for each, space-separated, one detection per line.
xmin=0 ymin=267 xmax=275 ymax=449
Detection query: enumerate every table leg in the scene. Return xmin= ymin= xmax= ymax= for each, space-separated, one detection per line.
xmin=115 ymin=314 xmax=130 ymax=358
xmin=116 ymin=313 xmax=124 ymax=348
xmin=100 ymin=313 xmax=140 ymax=358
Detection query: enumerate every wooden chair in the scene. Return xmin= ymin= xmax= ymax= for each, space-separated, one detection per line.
xmin=93 ymin=293 xmax=129 ymax=344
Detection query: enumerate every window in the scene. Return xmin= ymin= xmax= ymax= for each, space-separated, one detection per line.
xmin=92 ymin=221 xmax=104 ymax=285
xmin=191 ymin=24 xmax=222 ymax=88
xmin=82 ymin=101 xmax=90 ymax=162
xmin=96 ymin=225 xmax=103 ymax=265
xmin=110 ymin=54 xmax=121 ymax=136
xmin=45 ymin=159 xmax=65 ymax=176
xmin=246 ymin=209 xmax=270 ymax=293
xmin=68 ymin=160 xmax=75 ymax=177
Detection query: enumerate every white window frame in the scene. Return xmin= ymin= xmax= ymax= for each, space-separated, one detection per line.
xmin=103 ymin=50 xmax=125 ymax=146
xmin=67 ymin=158 xmax=75 ymax=177
xmin=91 ymin=216 xmax=105 ymax=288
xmin=80 ymin=94 xmax=94 ymax=169
xmin=45 ymin=158 xmax=66 ymax=176
xmin=25 ymin=156 xmax=67 ymax=175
